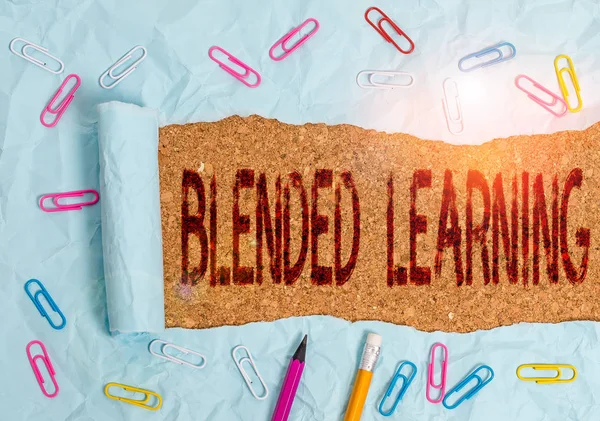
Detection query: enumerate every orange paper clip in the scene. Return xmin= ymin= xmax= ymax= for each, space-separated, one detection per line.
xmin=208 ymin=46 xmax=261 ymax=88
xmin=40 ymin=74 xmax=81 ymax=128
xmin=365 ymin=7 xmax=414 ymax=54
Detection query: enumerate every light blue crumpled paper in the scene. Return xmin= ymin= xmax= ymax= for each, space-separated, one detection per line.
xmin=97 ymin=102 xmax=164 ymax=333
xmin=4 ymin=317 xmax=600 ymax=420
xmin=1 ymin=0 xmax=600 ymax=420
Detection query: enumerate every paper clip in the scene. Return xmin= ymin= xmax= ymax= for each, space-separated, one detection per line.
xmin=554 ymin=54 xmax=582 ymax=113
xmin=269 ymin=18 xmax=320 ymax=61
xmin=356 ymin=71 xmax=414 ymax=89
xmin=458 ymin=42 xmax=516 ymax=72
xmin=515 ymin=75 xmax=567 ymax=117
xmin=9 ymin=37 xmax=64 ymax=74
xmin=99 ymin=45 xmax=147 ymax=89
xmin=105 ymin=382 xmax=162 ymax=411
xmin=378 ymin=361 xmax=417 ymax=416
xmin=26 ymin=340 xmax=59 ymax=398
xmin=208 ymin=47 xmax=261 ymax=88
xmin=24 ymin=279 xmax=66 ymax=330
xmin=443 ymin=365 xmax=494 ymax=410
xmin=516 ymin=364 xmax=577 ymax=384
xmin=149 ymin=339 xmax=207 ymax=369
xmin=442 ymin=78 xmax=464 ymax=135
xmin=40 ymin=74 xmax=81 ymax=128
xmin=364 ymin=7 xmax=415 ymax=54
xmin=232 ymin=345 xmax=269 ymax=400
xmin=426 ymin=343 xmax=448 ymax=404
xmin=39 ymin=189 xmax=99 ymax=213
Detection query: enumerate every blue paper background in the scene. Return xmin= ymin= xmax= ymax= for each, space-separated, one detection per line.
xmin=1 ymin=0 xmax=600 ymax=420
xmin=97 ymin=102 xmax=164 ymax=334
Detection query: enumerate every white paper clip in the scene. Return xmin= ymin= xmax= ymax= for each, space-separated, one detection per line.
xmin=149 ymin=339 xmax=207 ymax=369
xmin=356 ymin=71 xmax=414 ymax=89
xmin=9 ymin=37 xmax=64 ymax=74
xmin=232 ymin=345 xmax=269 ymax=400
xmin=442 ymin=77 xmax=464 ymax=135
xmin=99 ymin=45 xmax=147 ymax=89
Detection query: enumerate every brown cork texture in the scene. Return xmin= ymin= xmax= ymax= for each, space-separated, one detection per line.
xmin=159 ymin=115 xmax=599 ymax=332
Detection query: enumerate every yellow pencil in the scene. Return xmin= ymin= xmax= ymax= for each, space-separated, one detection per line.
xmin=344 ymin=333 xmax=382 ymax=421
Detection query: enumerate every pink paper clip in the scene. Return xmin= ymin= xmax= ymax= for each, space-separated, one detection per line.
xmin=208 ymin=46 xmax=261 ymax=88
xmin=515 ymin=75 xmax=568 ymax=117
xmin=426 ymin=343 xmax=448 ymax=404
xmin=39 ymin=189 xmax=100 ymax=213
xmin=26 ymin=340 xmax=59 ymax=398
xmin=40 ymin=74 xmax=81 ymax=127
xmin=269 ymin=18 xmax=320 ymax=61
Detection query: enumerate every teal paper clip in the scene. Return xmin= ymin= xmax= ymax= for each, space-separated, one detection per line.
xmin=442 ymin=365 xmax=494 ymax=410
xmin=458 ymin=42 xmax=516 ymax=72
xmin=24 ymin=279 xmax=66 ymax=330
xmin=378 ymin=361 xmax=417 ymax=416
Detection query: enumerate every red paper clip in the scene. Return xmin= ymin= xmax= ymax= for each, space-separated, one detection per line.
xmin=208 ymin=46 xmax=261 ymax=88
xmin=40 ymin=73 xmax=81 ymax=128
xmin=364 ymin=7 xmax=414 ymax=54
xmin=26 ymin=340 xmax=59 ymax=398
xmin=39 ymin=189 xmax=100 ymax=213
xmin=269 ymin=18 xmax=320 ymax=61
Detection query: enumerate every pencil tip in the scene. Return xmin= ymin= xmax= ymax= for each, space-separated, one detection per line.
xmin=292 ymin=334 xmax=308 ymax=362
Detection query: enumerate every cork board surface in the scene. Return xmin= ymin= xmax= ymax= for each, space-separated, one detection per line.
xmin=159 ymin=115 xmax=598 ymax=332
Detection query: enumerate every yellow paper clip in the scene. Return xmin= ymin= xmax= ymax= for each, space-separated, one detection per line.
xmin=104 ymin=382 xmax=163 ymax=411
xmin=516 ymin=364 xmax=577 ymax=384
xmin=554 ymin=54 xmax=582 ymax=113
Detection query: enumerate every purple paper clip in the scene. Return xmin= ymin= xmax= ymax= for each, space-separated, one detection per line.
xmin=208 ymin=46 xmax=261 ymax=88
xmin=40 ymin=74 xmax=81 ymax=127
xmin=39 ymin=189 xmax=100 ymax=213
xmin=26 ymin=340 xmax=59 ymax=398
xmin=515 ymin=74 xmax=568 ymax=117
xmin=269 ymin=18 xmax=320 ymax=61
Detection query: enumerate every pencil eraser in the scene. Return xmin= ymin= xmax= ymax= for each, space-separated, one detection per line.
xmin=366 ymin=333 xmax=382 ymax=347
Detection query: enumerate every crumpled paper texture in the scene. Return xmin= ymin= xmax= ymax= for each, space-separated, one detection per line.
xmin=97 ymin=102 xmax=164 ymax=333
xmin=1 ymin=0 xmax=600 ymax=419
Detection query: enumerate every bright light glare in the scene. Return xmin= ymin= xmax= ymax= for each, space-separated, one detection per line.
xmin=459 ymin=76 xmax=487 ymax=104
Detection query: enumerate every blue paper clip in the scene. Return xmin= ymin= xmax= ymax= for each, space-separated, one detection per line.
xmin=442 ymin=365 xmax=494 ymax=410
xmin=458 ymin=42 xmax=516 ymax=72
xmin=378 ymin=361 xmax=417 ymax=416
xmin=24 ymin=279 xmax=66 ymax=330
